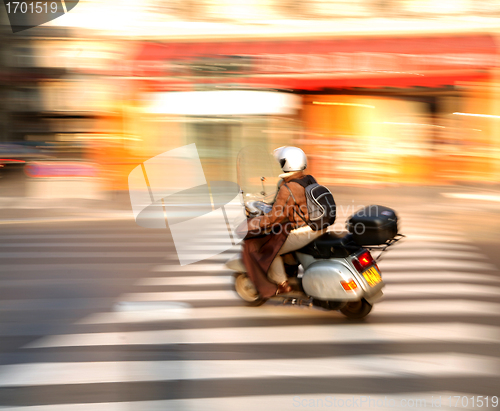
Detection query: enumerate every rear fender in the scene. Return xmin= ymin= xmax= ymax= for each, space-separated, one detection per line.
xmin=302 ymin=260 xmax=362 ymax=301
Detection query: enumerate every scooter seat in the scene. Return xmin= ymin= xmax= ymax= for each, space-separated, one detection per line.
xmin=298 ymin=232 xmax=361 ymax=259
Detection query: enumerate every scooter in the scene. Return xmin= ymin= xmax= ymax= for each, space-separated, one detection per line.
xmin=225 ymin=199 xmax=404 ymax=320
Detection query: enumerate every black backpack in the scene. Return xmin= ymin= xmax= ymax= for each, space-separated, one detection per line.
xmin=284 ymin=176 xmax=336 ymax=231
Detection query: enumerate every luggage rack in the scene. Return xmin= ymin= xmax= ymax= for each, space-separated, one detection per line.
xmin=364 ymin=234 xmax=406 ymax=262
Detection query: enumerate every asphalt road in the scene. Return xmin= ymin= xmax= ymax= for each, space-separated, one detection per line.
xmin=0 ymin=188 xmax=499 ymax=410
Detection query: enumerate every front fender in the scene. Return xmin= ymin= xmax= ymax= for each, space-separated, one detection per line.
xmin=225 ymin=254 xmax=246 ymax=272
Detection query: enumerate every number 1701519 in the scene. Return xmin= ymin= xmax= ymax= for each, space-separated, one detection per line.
xmin=6 ymin=2 xmax=59 ymax=14
xmin=447 ymin=396 xmax=498 ymax=408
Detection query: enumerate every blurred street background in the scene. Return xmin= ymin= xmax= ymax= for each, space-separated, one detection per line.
xmin=1 ymin=1 xmax=500 ymax=410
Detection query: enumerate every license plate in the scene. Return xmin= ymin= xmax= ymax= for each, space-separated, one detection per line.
xmin=363 ymin=266 xmax=382 ymax=287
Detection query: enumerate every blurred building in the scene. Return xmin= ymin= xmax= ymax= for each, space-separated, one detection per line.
xmin=2 ymin=0 xmax=500 ymax=190
xmin=129 ymin=34 xmax=500 ymax=186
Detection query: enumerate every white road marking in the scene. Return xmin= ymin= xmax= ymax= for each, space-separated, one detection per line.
xmin=1 ymin=353 xmax=499 ymax=387
xmin=0 ymin=278 xmax=135 ymax=287
xmin=119 ymin=279 xmax=500 ymax=303
xmin=0 ymin=252 xmax=168 ymax=258
xmin=0 ymin=392 xmax=483 ymax=411
xmin=24 ymin=323 xmax=500 ymax=348
xmin=443 ymin=193 xmax=500 ymax=202
xmin=380 ymin=249 xmax=487 ymax=260
xmin=175 ymin=238 xmax=243 ymax=244
xmin=76 ymin=300 xmax=500 ymax=325
xmin=381 ymin=271 xmax=500 ymax=283
xmin=155 ymin=255 xmax=498 ymax=274
xmin=390 ymin=241 xmax=479 ymax=251
xmin=395 ymin=227 xmax=463 ymax=236
xmin=401 ymin=235 xmax=467 ymax=242
xmin=118 ymin=290 xmax=238 ymax=302
xmin=378 ymin=259 xmax=496 ymax=271
xmin=135 ymin=272 xmax=499 ymax=287
xmin=0 ymin=243 xmax=172 ymax=248
xmin=383 ymin=283 xmax=500 ymax=297
xmin=0 ymin=234 xmax=170 ymax=240
xmin=389 ymin=242 xmax=479 ymax=251
xmin=163 ymin=248 xmax=487 ymax=260
xmin=374 ymin=299 xmax=500 ymax=315
xmin=180 ymin=245 xmax=242 ymax=251
xmin=136 ymin=276 xmax=233 ymax=286
xmin=153 ymin=264 xmax=231 ymax=273
xmin=165 ymin=253 xmax=238 ymax=262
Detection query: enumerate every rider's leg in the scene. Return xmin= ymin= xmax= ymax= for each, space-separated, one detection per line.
xmin=268 ymin=255 xmax=287 ymax=284
xmin=267 ymin=226 xmax=327 ymax=292
xmin=279 ymin=225 xmax=327 ymax=255
xmin=267 ymin=255 xmax=292 ymax=294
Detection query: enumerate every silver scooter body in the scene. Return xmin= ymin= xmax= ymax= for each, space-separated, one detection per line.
xmin=296 ymin=251 xmax=384 ymax=305
xmin=226 ymin=243 xmax=384 ymax=307
xmin=230 ymin=146 xmax=399 ymax=318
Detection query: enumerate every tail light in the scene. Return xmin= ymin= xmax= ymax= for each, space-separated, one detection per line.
xmin=352 ymin=250 xmax=376 ymax=273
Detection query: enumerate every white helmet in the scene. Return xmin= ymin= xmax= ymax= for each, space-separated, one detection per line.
xmin=273 ymin=146 xmax=307 ymax=172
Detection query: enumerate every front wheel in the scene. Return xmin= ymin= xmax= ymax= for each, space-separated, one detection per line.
xmin=234 ymin=273 xmax=267 ymax=306
xmin=340 ymin=299 xmax=373 ymax=319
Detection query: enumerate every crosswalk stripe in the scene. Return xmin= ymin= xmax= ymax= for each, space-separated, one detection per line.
xmin=24 ymin=323 xmax=500 ymax=348
xmin=401 ymin=235 xmax=467 ymax=242
xmin=156 ymin=245 xmax=485 ymax=266
xmin=0 ymin=234 xmax=171 ymax=240
xmin=153 ymin=264 xmax=231 ymax=272
xmin=0 ymin=243 xmax=172 ymax=248
xmin=381 ymin=272 xmax=500 ymax=282
xmin=200 ymin=256 xmax=496 ymax=269
xmin=76 ymin=300 xmax=500 ymax=325
xmin=378 ymin=259 xmax=496 ymax=271
xmin=164 ymin=252 xmax=238 ymax=261
xmin=185 ymin=232 xmax=245 ymax=239
xmin=383 ymin=283 xmax=500 ymax=297
xmin=152 ymin=256 xmax=497 ymax=274
xmin=136 ymin=276 xmax=233 ymax=286
xmin=118 ymin=290 xmax=238 ymax=302
xmin=177 ymin=240 xmax=478 ymax=252
xmin=0 ymin=392 xmax=482 ymax=411
xmin=4 ymin=208 xmax=497 ymax=411
xmin=443 ymin=193 xmax=500 ymax=202
xmin=0 ymin=252 xmax=168 ymax=258
xmin=375 ymin=299 xmax=500 ymax=315
xmin=180 ymin=245 xmax=241 ymax=251
xmin=119 ymin=280 xmax=500 ymax=303
xmin=166 ymin=253 xmax=494 ymax=268
xmin=0 ymin=298 xmax=113 ymax=312
xmin=395 ymin=227 xmax=463 ymax=235
xmin=392 ymin=242 xmax=479 ymax=250
xmin=0 ymin=278 xmax=136 ymax=287
xmin=134 ymin=272 xmax=500 ymax=287
xmin=0 ymin=263 xmax=153 ymax=271
xmin=0 ymin=353 xmax=498 ymax=387
xmin=374 ymin=249 xmax=487 ymax=259
xmin=165 ymin=247 xmax=486 ymax=261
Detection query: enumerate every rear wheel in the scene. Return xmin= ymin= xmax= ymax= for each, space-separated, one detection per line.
xmin=234 ymin=273 xmax=267 ymax=306
xmin=340 ymin=299 xmax=373 ymax=319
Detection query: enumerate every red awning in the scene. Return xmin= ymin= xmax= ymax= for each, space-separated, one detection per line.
xmin=132 ymin=34 xmax=498 ymax=90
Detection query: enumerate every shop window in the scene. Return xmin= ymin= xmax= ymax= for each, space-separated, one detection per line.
xmin=185 ymin=119 xmax=237 ymax=159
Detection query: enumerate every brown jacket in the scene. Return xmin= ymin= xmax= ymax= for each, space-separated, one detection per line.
xmin=246 ymin=171 xmax=313 ymax=236
xmin=241 ymin=171 xmax=316 ymax=298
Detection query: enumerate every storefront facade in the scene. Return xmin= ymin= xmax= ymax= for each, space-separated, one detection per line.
xmin=126 ymin=33 xmax=500 ymax=186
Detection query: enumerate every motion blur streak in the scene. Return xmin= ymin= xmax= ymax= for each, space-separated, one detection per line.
xmin=1 ymin=0 xmax=500 ymax=410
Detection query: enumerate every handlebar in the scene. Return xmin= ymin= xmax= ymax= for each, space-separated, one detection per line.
xmin=246 ymin=200 xmax=272 ymax=217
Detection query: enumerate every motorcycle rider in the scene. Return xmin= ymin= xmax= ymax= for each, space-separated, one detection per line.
xmin=242 ymin=146 xmax=328 ymax=296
